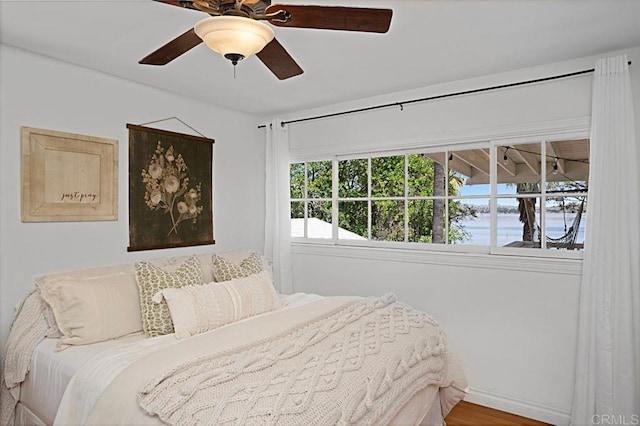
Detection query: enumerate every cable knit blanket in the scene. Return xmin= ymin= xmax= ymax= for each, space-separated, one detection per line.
xmin=0 ymin=290 xmax=48 ymax=426
xmin=138 ymin=294 xmax=448 ymax=426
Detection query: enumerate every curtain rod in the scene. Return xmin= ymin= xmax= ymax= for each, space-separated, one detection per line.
xmin=257 ymin=61 xmax=632 ymax=129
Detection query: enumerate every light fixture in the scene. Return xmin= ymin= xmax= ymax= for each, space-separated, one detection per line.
xmin=194 ymin=16 xmax=275 ymax=67
xmin=552 ymin=157 xmax=559 ymax=174
xmin=503 ymin=147 xmax=510 ymax=165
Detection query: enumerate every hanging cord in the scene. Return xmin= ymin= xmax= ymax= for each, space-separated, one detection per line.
xmin=505 ymin=145 xmax=590 ymax=165
xmin=139 ymin=117 xmax=208 ymax=138
xmin=502 ymin=145 xmax=589 ymax=190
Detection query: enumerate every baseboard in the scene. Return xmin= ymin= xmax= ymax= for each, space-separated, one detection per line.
xmin=464 ymin=387 xmax=571 ymax=425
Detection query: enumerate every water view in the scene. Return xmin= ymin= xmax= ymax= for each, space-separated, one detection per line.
xmin=459 ymin=212 xmax=586 ymax=247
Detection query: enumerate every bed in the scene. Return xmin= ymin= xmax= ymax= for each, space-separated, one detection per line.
xmin=1 ymin=250 xmax=467 ymax=426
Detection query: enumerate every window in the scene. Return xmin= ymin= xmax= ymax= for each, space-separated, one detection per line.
xmin=494 ymin=139 xmax=588 ymax=254
xmin=290 ymin=160 xmax=332 ymax=239
xmin=290 ymin=137 xmax=589 ymax=258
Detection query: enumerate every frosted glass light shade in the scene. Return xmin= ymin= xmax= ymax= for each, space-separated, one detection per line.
xmin=194 ymin=16 xmax=275 ymax=59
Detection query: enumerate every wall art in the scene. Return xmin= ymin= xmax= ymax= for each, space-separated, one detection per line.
xmin=127 ymin=124 xmax=214 ymax=251
xmin=21 ymin=126 xmax=118 ymax=222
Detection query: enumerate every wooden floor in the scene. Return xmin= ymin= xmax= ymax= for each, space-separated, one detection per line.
xmin=445 ymin=401 xmax=551 ymax=426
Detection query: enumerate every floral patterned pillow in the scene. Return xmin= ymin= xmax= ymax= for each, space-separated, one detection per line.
xmin=135 ymin=255 xmax=203 ymax=337
xmin=212 ymin=252 xmax=264 ymax=282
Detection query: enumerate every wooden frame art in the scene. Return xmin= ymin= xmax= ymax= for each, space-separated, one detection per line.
xmin=21 ymin=127 xmax=118 ymax=222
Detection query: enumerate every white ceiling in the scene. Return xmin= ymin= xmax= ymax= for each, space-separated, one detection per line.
xmin=2 ymin=0 xmax=640 ymax=116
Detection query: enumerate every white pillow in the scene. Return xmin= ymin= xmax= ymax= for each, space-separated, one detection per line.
xmin=38 ymin=272 xmax=142 ymax=350
xmin=153 ymin=271 xmax=279 ymax=339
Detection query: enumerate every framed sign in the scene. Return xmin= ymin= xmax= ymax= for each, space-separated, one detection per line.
xmin=21 ymin=127 xmax=118 ymax=222
xmin=127 ymin=124 xmax=214 ymax=252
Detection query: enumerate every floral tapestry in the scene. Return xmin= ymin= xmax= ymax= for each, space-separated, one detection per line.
xmin=127 ymin=124 xmax=214 ymax=251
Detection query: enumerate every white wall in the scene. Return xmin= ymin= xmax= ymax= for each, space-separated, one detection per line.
xmin=280 ymin=46 xmax=640 ymax=424
xmin=3 ymin=40 xmax=639 ymax=424
xmin=0 ymin=44 xmax=266 ymax=348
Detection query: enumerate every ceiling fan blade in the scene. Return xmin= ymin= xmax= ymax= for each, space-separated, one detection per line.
xmin=152 ymin=0 xmax=200 ymax=12
xmin=266 ymin=5 xmax=392 ymax=33
xmin=139 ymin=28 xmax=202 ymax=65
xmin=256 ymin=38 xmax=303 ymax=80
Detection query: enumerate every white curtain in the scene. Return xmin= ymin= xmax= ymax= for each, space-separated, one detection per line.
xmin=571 ymin=55 xmax=640 ymax=425
xmin=264 ymin=119 xmax=293 ymax=294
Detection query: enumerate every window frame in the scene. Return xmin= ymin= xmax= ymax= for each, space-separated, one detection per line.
xmin=290 ymin=160 xmax=333 ymax=240
xmin=489 ymin=137 xmax=588 ymax=260
xmin=290 ymin=130 xmax=589 ymax=260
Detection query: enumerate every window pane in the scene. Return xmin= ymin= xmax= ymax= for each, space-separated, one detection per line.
xmin=372 ymin=200 xmax=404 ymax=241
xmin=545 ymin=196 xmax=586 ymax=251
xmin=408 ymin=200 xmax=445 ymax=244
xmin=339 ymin=159 xmax=368 ymax=198
xmin=291 ymin=201 xmax=304 ymax=219
xmin=307 ymin=160 xmax=332 ymax=199
xmin=338 ymin=201 xmax=368 ymax=239
xmin=497 ymin=197 xmax=541 ymax=248
xmin=449 ymin=148 xmax=490 ymax=196
xmin=291 ymin=201 xmax=304 ymax=237
xmin=451 ymin=148 xmax=490 ymax=199
xmin=498 ymin=143 xmax=542 ymax=195
xmin=307 ymin=201 xmax=332 ymax=239
xmin=448 ymin=199 xmax=486 ymax=245
xmin=545 ymin=139 xmax=589 ymax=193
xmin=290 ymin=163 xmax=304 ymax=198
xmin=408 ymin=153 xmax=445 ymax=197
xmin=371 ymin=155 xmax=404 ymax=197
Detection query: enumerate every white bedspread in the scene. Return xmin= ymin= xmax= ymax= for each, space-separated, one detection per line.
xmin=18 ymin=292 xmax=465 ymax=426
xmin=21 ymin=335 xmax=144 ymax=424
xmin=53 ymin=333 xmax=178 ymax=425
xmin=67 ymin=294 xmax=465 ymax=426
xmin=53 ymin=293 xmax=325 ymax=425
xmin=137 ymin=294 xmax=448 ymax=425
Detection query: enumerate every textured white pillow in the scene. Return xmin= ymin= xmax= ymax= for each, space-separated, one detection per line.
xmin=153 ymin=271 xmax=279 ymax=339
xmin=38 ymin=272 xmax=142 ymax=350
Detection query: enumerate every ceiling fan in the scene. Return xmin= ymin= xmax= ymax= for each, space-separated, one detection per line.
xmin=139 ymin=0 xmax=393 ymax=80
